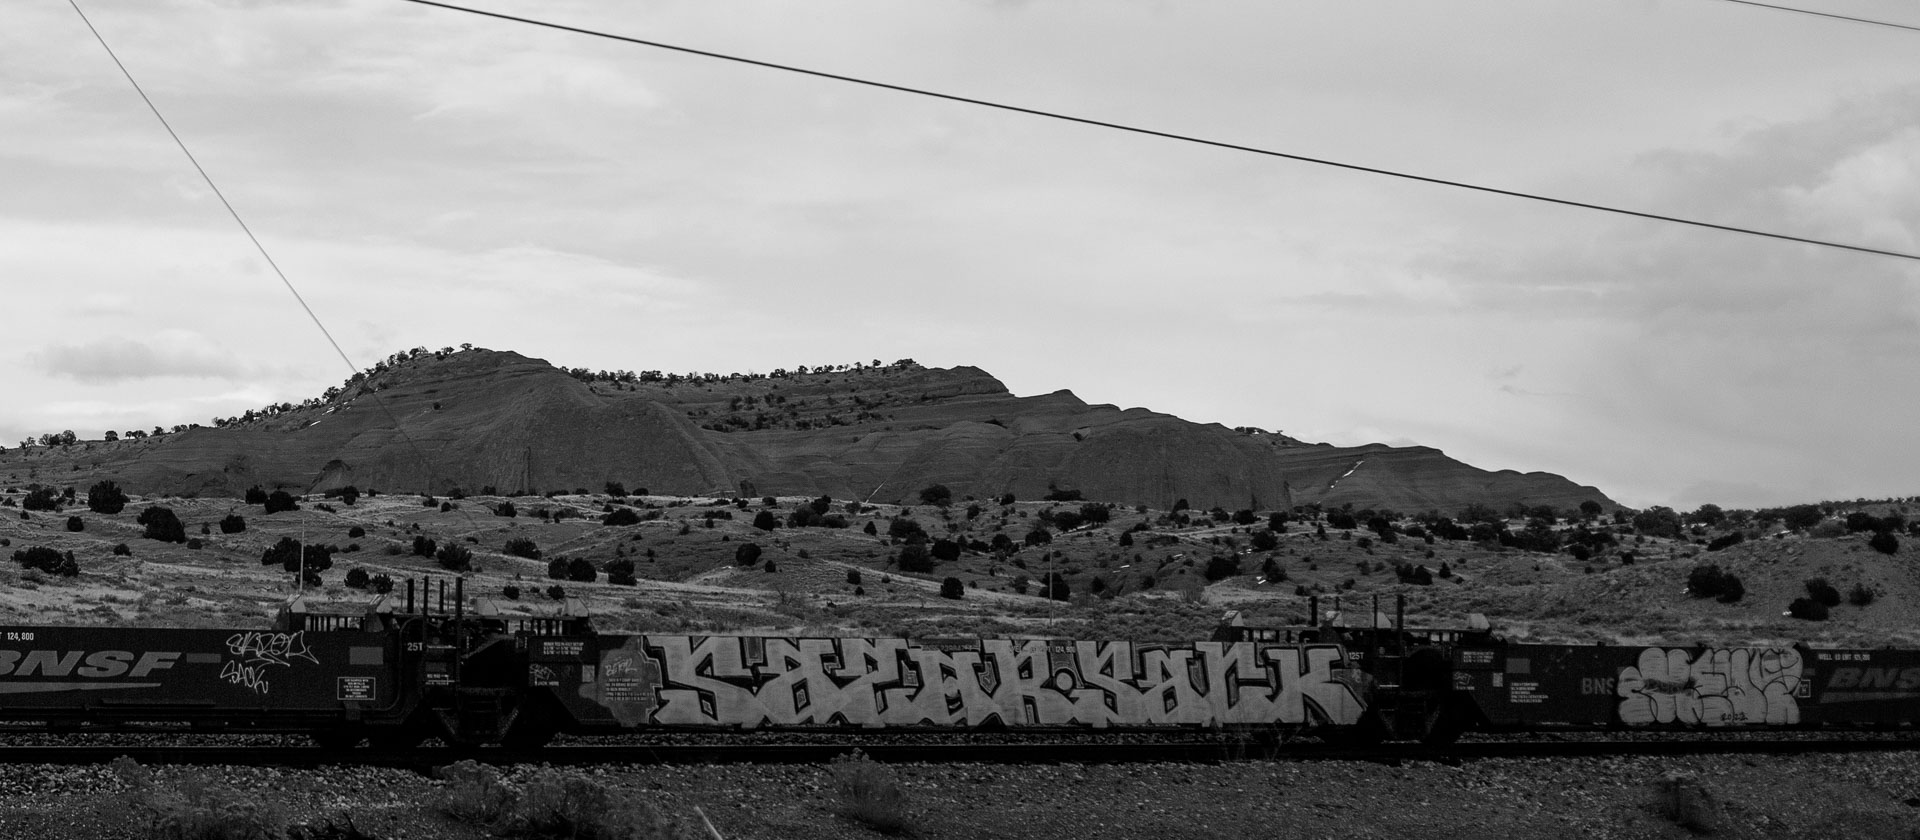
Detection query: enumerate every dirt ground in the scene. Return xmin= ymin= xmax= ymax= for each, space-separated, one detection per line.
xmin=3 ymin=748 xmax=1919 ymax=840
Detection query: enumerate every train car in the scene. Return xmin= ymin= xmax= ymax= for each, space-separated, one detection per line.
xmin=1224 ymin=597 xmax=1920 ymax=743
xmin=0 ymin=599 xmax=411 ymax=747
xmin=1449 ymin=642 xmax=1920 ymax=733
xmin=508 ymin=632 xmax=1375 ymax=744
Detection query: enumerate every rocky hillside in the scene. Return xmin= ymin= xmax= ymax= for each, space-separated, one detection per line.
xmin=0 ymin=348 xmax=1614 ymax=512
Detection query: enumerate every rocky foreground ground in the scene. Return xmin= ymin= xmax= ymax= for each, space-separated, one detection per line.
xmin=2 ymin=749 xmax=1917 ymax=840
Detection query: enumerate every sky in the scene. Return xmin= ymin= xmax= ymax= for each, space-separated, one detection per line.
xmin=4 ymin=0 xmax=1917 ymax=511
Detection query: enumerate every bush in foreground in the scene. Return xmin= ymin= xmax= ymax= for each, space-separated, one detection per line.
xmin=830 ymin=750 xmax=912 ymax=835
xmin=435 ymin=759 xmax=695 ymax=839
xmin=113 ymin=757 xmax=285 ymax=840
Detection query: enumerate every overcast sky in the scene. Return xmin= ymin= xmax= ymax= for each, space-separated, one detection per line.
xmin=5 ymin=0 xmax=1917 ymax=511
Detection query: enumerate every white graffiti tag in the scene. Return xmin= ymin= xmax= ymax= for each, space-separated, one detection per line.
xmin=221 ymin=631 xmax=319 ymax=695
xmin=1617 ymin=647 xmax=1802 ymax=726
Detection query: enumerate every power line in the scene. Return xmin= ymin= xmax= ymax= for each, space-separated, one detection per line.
xmin=70 ymin=0 xmax=462 ymax=508
xmin=402 ymin=0 xmax=1920 ymax=263
xmin=1709 ymin=0 xmax=1920 ymax=34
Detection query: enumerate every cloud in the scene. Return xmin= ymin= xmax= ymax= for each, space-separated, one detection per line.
xmin=37 ymin=331 xmax=248 ymax=384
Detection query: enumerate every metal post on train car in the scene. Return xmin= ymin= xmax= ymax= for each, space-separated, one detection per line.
xmin=453 ymin=576 xmax=465 ymax=683
xmin=406 ymin=577 xmax=416 ymax=615
xmin=1309 ymin=595 xmax=1319 ymax=628
xmin=1396 ymin=593 xmax=1406 ymax=660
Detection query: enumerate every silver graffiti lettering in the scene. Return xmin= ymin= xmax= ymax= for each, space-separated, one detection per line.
xmin=1617 ymin=646 xmax=1802 ymax=726
xmin=610 ymin=636 xmax=1365 ymax=729
xmin=220 ymin=631 xmax=319 ymax=696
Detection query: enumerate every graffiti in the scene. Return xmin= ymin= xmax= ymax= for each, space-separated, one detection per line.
xmin=220 ymin=631 xmax=319 ymax=696
xmin=579 ymin=637 xmax=1366 ymax=730
xmin=1617 ymin=646 xmax=1802 ymax=726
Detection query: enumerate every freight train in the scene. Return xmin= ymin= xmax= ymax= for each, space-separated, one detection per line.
xmin=0 ymin=581 xmax=1913 ymax=748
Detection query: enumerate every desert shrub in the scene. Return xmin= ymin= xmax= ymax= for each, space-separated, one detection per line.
xmin=601 ymin=507 xmax=640 ymax=526
xmin=762 ymin=559 xmax=778 ymax=573
xmin=22 ymin=487 xmax=61 ymax=512
xmin=369 ymin=574 xmax=393 ymax=594
xmin=86 ymin=480 xmax=128 ymax=514
xmin=896 ymin=543 xmax=934 ymax=573
xmin=65 ymin=515 xmax=84 ymax=532
xmin=546 ymin=585 xmax=566 ymax=600
xmin=494 ymin=501 xmax=517 ymax=518
xmin=434 ymin=759 xmax=517 ymax=828
xmin=846 ymin=569 xmax=863 ymax=585
xmin=1869 ymin=531 xmax=1899 ymax=555
xmin=1849 ymin=583 xmax=1876 ymax=607
xmin=435 ymin=760 xmax=689 ymax=839
xmin=917 ymin=484 xmax=952 ymax=506
xmin=605 ymin=558 xmax=636 ymax=586
xmin=186 ymin=538 xmax=203 ymax=550
xmin=1022 ymin=527 xmax=1052 ymax=547
xmin=751 ymin=510 xmax=779 ymax=531
xmin=547 ymin=558 xmax=569 ymax=580
xmin=567 ymin=557 xmax=597 ymax=583
xmin=347 ymin=525 xmax=365 ymax=539
xmin=112 ymin=543 xmax=130 ymax=556
xmin=344 ymin=567 xmax=370 ymax=589
xmin=1788 ymin=597 xmax=1830 ymax=621
xmin=1805 ymin=578 xmax=1842 ymax=608
xmin=261 ymin=537 xmax=301 ymax=568
xmin=502 ymin=584 xmax=521 ymax=600
xmin=504 ymin=538 xmax=542 ymax=560
xmin=412 ymin=536 xmax=437 ymax=557
xmin=940 ymin=577 xmax=964 ymax=599
xmin=1685 ymin=564 xmax=1745 ymax=602
xmin=220 ymin=514 xmax=247 ymax=534
xmin=244 ymin=485 xmax=269 ymax=505
xmin=1040 ymin=571 xmax=1071 ymax=601
xmin=12 ymin=546 xmax=78 ymax=577
xmin=436 ymin=544 xmax=473 ymax=572
xmin=829 ymin=750 xmax=911 ymax=834
xmin=1653 ymin=771 xmax=1720 ymax=834
xmin=114 ymin=757 xmax=282 ymax=840
xmin=604 ymin=481 xmax=627 ymax=498
xmin=440 ymin=501 xmax=454 ymax=513
xmin=734 ymin=543 xmax=763 ymax=567
xmin=1203 ymin=555 xmax=1240 ymax=581
xmin=1325 ymin=511 xmax=1358 ymax=530
xmin=264 ymin=490 xmax=300 ymax=514
xmin=137 ymin=506 xmax=187 ymax=543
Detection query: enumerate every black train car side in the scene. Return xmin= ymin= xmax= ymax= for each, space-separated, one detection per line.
xmin=1450 ymin=643 xmax=1920 ymax=732
xmin=1226 ymin=602 xmax=1920 ymax=742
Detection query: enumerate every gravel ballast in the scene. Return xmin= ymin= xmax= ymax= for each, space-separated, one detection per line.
xmin=2 ymin=751 xmax=1919 ymax=839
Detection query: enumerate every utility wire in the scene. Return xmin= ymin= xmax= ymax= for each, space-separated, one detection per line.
xmin=71 ymin=0 xmax=462 ymax=511
xmin=403 ymin=0 xmax=1920 ymax=263
xmin=1709 ymin=0 xmax=1920 ymax=34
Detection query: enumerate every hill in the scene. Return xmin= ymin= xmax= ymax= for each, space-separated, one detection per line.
xmin=0 ymin=486 xmax=1914 ymax=649
xmin=0 ymin=347 xmax=1615 ymax=514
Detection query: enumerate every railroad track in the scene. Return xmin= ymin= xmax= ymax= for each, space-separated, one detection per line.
xmin=1 ymin=737 xmax=1913 ymax=769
